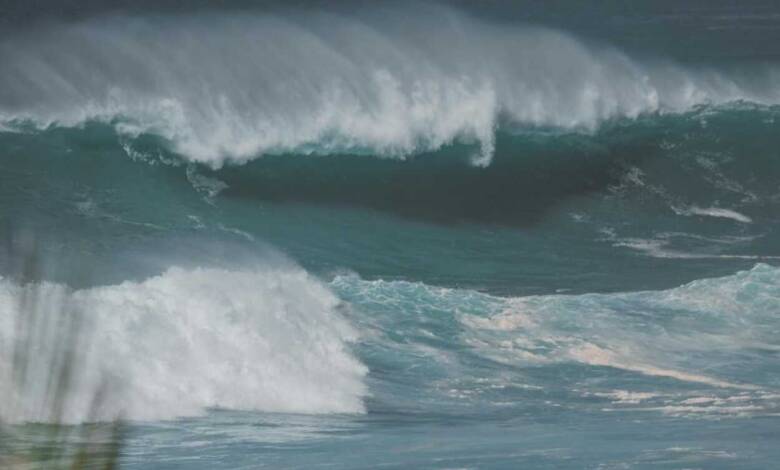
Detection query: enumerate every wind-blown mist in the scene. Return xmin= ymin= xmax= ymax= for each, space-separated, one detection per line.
xmin=1 ymin=4 xmax=780 ymax=166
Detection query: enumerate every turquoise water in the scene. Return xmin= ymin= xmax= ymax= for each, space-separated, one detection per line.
xmin=1 ymin=1 xmax=780 ymax=468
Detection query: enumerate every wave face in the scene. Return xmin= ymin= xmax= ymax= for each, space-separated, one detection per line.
xmin=2 ymin=4 xmax=780 ymax=166
xmin=0 ymin=265 xmax=367 ymax=424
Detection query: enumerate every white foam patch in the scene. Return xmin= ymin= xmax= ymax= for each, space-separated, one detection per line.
xmin=1 ymin=6 xmax=780 ymax=166
xmin=603 ymin=232 xmax=780 ymax=260
xmin=650 ymin=404 xmax=764 ymax=417
xmin=590 ymin=389 xmax=780 ymax=417
xmin=592 ymin=390 xmax=660 ymax=404
xmin=0 ymin=266 xmax=368 ymax=424
xmin=674 ymin=205 xmax=753 ymax=223
xmin=185 ymin=166 xmax=229 ymax=199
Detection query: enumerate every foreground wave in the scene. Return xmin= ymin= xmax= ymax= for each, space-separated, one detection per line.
xmin=0 ymin=265 xmax=367 ymax=424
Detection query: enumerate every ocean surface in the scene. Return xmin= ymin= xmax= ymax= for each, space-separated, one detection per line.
xmin=1 ymin=1 xmax=779 ymax=468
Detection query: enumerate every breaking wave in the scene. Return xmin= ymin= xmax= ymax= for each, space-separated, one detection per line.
xmin=2 ymin=4 xmax=780 ymax=166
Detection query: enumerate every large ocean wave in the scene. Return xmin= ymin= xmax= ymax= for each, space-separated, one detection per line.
xmin=2 ymin=4 xmax=780 ymax=166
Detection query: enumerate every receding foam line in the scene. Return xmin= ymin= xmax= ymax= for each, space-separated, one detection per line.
xmin=611 ymin=237 xmax=780 ymax=260
xmin=568 ymin=343 xmax=758 ymax=390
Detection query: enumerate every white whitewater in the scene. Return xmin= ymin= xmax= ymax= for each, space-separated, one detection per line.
xmin=0 ymin=266 xmax=367 ymax=424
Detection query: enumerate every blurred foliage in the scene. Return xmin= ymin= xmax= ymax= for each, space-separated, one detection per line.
xmin=0 ymin=227 xmax=124 ymax=469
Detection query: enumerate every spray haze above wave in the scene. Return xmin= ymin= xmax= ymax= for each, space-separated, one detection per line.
xmin=2 ymin=4 xmax=780 ymax=167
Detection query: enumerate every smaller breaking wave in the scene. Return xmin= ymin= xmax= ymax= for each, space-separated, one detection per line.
xmin=334 ymin=264 xmax=780 ymax=418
